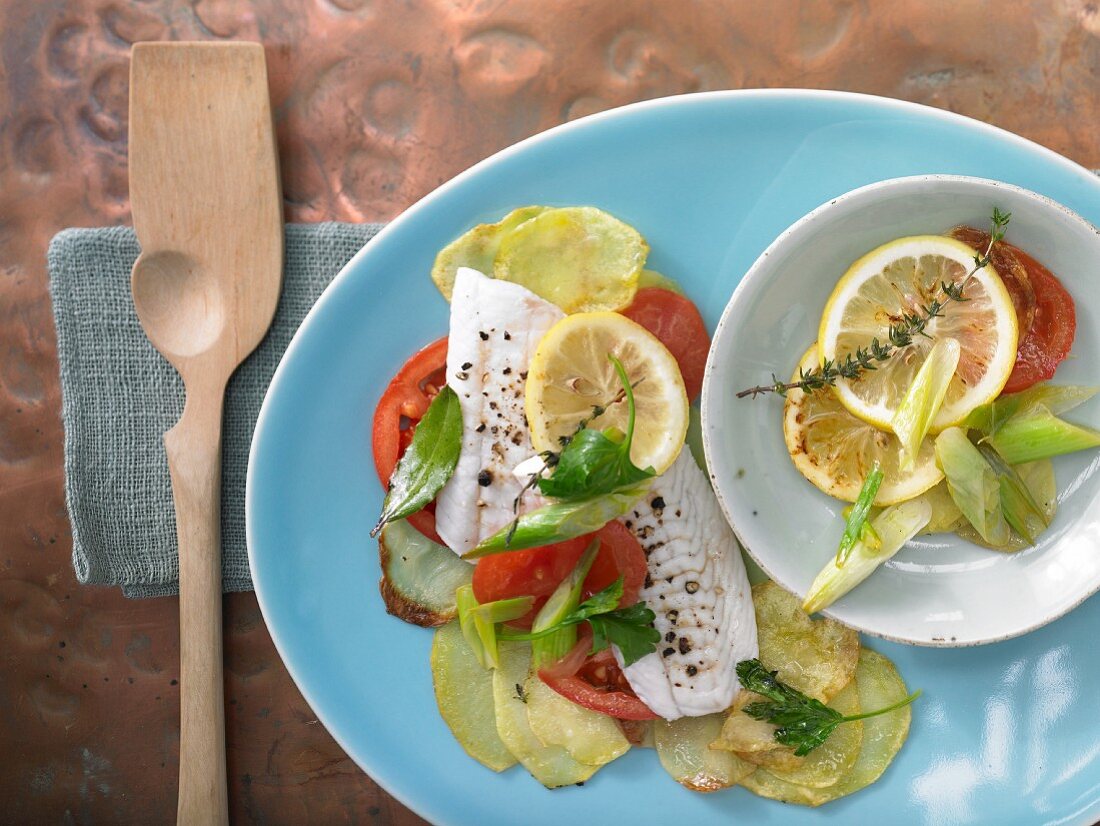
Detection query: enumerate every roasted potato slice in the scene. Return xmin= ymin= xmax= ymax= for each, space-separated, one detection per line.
xmin=738 ymin=649 xmax=914 ymax=806
xmin=654 ymin=713 xmax=754 ymax=792
xmin=379 ymin=519 xmax=472 ymax=626
xmin=494 ymin=206 xmax=647 ymax=313
xmin=431 ymin=206 xmax=549 ymax=300
xmin=752 ymin=581 xmax=859 ymax=701
xmin=524 ymin=674 xmax=630 ymax=767
xmin=430 ymin=621 xmax=516 ymax=772
xmin=492 ymin=642 xmax=599 ymax=788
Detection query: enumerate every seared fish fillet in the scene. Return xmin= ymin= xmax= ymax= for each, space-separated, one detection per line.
xmin=434 ymin=267 xmax=564 ymax=556
xmin=617 ymin=452 xmax=759 ymax=719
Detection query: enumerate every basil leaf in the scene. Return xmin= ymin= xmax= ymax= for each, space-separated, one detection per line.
xmin=372 ymin=386 xmax=462 ymax=537
xmin=538 ymin=428 xmax=654 ymax=500
xmin=589 ymin=602 xmax=660 ymax=666
xmin=464 ymin=482 xmax=650 ymax=558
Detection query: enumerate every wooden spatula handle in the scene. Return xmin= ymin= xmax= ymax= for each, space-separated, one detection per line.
xmin=164 ymin=381 xmax=229 ymax=826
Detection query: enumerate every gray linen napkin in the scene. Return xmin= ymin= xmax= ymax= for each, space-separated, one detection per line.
xmin=48 ymin=223 xmax=383 ymax=597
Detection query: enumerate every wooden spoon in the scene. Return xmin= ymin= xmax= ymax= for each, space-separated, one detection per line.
xmin=129 ymin=42 xmax=282 ymax=825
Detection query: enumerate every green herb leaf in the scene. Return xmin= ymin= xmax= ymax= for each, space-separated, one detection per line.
xmin=736 ymin=659 xmax=921 ymax=756
xmin=372 ymin=386 xmax=462 ymax=537
xmin=589 ymin=602 xmax=661 ymax=666
xmin=538 ymin=355 xmax=656 ymax=500
xmin=464 ymin=482 xmax=650 ymax=557
xmin=836 ymin=465 xmax=883 ymax=567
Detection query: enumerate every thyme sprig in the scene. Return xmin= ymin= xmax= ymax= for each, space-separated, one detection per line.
xmin=736 ymin=208 xmax=1011 ymax=399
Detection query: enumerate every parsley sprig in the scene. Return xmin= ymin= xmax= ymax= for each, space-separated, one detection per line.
xmin=736 ymin=208 xmax=1011 ymax=399
xmin=736 ymin=659 xmax=921 ymax=756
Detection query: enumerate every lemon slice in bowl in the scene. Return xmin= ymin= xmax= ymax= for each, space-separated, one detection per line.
xmin=784 ymin=345 xmax=943 ymax=505
xmin=525 ymin=312 xmax=688 ymax=474
xmin=818 ymin=235 xmax=1018 ymax=431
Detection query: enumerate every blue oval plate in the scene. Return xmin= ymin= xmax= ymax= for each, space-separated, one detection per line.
xmin=247 ymin=90 xmax=1100 ymax=826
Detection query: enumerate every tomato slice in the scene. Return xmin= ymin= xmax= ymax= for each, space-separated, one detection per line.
xmin=472 ymin=520 xmax=646 ymax=627
xmin=371 ymin=337 xmax=449 ymax=543
xmin=621 ymin=287 xmax=710 ymax=401
xmin=538 ymin=630 xmax=658 ymax=721
xmin=950 ymin=228 xmax=1076 ymax=394
xmin=1002 ymin=245 xmax=1076 ymax=393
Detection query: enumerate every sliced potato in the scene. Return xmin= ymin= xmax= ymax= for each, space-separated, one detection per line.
xmin=431 ymin=206 xmax=549 ymax=300
xmin=740 ymin=768 xmax=832 ymax=806
xmin=379 ymin=519 xmax=473 ymax=626
xmin=955 ymin=458 xmax=1056 ymax=551
xmin=753 ymin=581 xmax=859 ymax=702
xmin=826 ymin=649 xmax=913 ymax=798
xmin=738 ymin=650 xmax=914 ymax=807
xmin=524 ymin=674 xmax=630 ymax=767
xmin=430 ymin=621 xmax=516 ymax=772
xmin=712 ymin=691 xmax=803 ymax=773
xmin=712 ymin=691 xmax=786 ymax=754
xmin=492 ymin=642 xmax=598 ymax=788
xmin=654 ymin=713 xmax=753 ymax=792
xmin=494 ymin=206 xmax=647 ymax=313
xmin=765 ymin=677 xmax=862 ymax=788
xmin=637 ymin=268 xmax=685 ymax=295
xmin=915 ymin=481 xmax=965 ymax=535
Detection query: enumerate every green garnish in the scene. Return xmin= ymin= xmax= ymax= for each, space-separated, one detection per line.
xmin=464 ymin=482 xmax=650 ymax=557
xmin=736 ymin=659 xmax=921 ymax=756
xmin=371 ymin=386 xmax=462 ymax=537
xmin=538 ymin=355 xmax=656 ymax=500
xmin=836 ymin=465 xmax=883 ymax=567
xmin=736 ymin=208 xmax=1010 ymax=399
xmin=456 ymin=584 xmax=534 ymax=669
xmin=500 ymin=578 xmax=661 ymax=667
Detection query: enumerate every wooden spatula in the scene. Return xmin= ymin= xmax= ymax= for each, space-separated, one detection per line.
xmin=129 ymin=42 xmax=283 ymax=825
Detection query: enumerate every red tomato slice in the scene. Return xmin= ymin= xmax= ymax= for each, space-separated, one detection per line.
xmin=1002 ymin=245 xmax=1076 ymax=394
xmin=472 ymin=520 xmax=646 ymax=627
xmin=538 ymin=631 xmax=658 ymax=721
xmin=950 ymin=228 xmax=1076 ymax=394
xmin=621 ymin=287 xmax=710 ymax=401
xmin=371 ymin=337 xmax=449 ymax=543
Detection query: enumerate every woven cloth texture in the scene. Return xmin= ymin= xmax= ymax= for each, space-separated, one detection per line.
xmin=48 ymin=223 xmax=383 ymax=597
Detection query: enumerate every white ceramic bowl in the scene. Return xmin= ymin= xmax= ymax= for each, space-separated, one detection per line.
xmin=701 ymin=175 xmax=1100 ymax=646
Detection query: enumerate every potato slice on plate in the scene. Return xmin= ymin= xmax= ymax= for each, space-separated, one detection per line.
xmin=753 ymin=581 xmax=859 ymax=702
xmin=430 ymin=621 xmax=516 ymax=772
xmin=494 ymin=206 xmax=648 ymax=313
xmin=431 ymin=206 xmax=549 ymax=300
xmin=492 ymin=642 xmax=599 ymax=788
xmin=825 ymin=649 xmax=913 ymax=798
xmin=379 ymin=519 xmax=472 ymax=626
xmin=524 ymin=673 xmax=630 ymax=767
xmin=654 ymin=713 xmax=754 ymax=792
xmin=738 ymin=649 xmax=913 ymax=806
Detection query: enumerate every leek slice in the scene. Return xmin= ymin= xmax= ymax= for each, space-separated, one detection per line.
xmin=987 ymin=405 xmax=1100 ymax=465
xmin=891 ymin=338 xmax=961 ymax=470
xmin=934 ymin=427 xmax=1011 ymax=546
xmin=803 ymin=499 xmax=932 ymax=614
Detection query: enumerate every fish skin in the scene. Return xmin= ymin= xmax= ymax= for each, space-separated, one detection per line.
xmin=434 ymin=267 xmax=565 ymax=556
xmin=617 ymin=451 xmax=759 ymax=719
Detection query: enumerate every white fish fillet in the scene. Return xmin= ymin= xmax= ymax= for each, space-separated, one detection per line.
xmin=617 ymin=452 xmax=758 ymax=719
xmin=434 ymin=267 xmax=565 ymax=556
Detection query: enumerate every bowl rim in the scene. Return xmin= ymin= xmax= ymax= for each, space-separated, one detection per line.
xmin=700 ymin=172 xmax=1100 ymax=647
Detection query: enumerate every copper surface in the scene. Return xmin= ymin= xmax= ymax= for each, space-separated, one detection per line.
xmin=0 ymin=1 xmax=1097 ymax=822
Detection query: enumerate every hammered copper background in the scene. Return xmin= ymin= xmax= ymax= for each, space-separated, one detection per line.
xmin=0 ymin=1 xmax=1097 ymax=823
